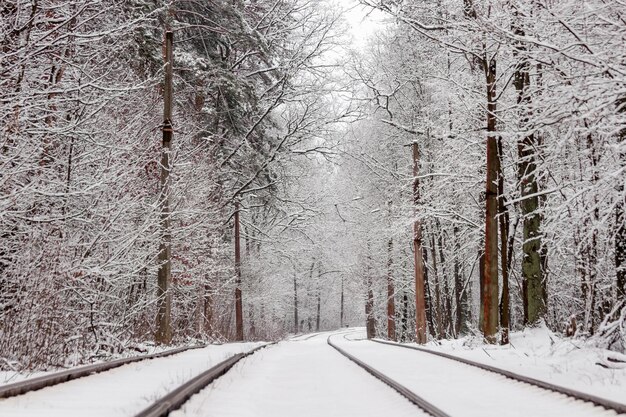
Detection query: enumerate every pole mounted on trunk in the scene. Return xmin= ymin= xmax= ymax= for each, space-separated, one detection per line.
xmin=156 ymin=31 xmax=174 ymax=345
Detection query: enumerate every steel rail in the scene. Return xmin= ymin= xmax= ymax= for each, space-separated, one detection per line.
xmin=371 ymin=338 xmax=626 ymax=415
xmin=0 ymin=344 xmax=206 ymax=399
xmin=327 ymin=336 xmax=451 ymax=417
xmin=134 ymin=342 xmax=275 ymax=417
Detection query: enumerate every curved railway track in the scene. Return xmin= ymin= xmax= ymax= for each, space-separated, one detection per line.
xmin=371 ymin=338 xmax=626 ymax=415
xmin=0 ymin=344 xmax=206 ymax=399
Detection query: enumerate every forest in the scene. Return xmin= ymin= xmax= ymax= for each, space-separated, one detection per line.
xmin=1 ymin=0 xmax=625 ymax=371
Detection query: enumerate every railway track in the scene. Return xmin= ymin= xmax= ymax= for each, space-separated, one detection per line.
xmin=371 ymin=338 xmax=626 ymax=415
xmin=327 ymin=335 xmax=450 ymax=417
xmin=329 ymin=335 xmax=626 ymax=417
xmin=0 ymin=344 xmax=205 ymax=399
xmin=134 ymin=343 xmax=274 ymax=417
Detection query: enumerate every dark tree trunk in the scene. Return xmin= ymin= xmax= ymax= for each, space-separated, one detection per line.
xmin=156 ymin=31 xmax=174 ymax=345
xmin=412 ymin=142 xmax=428 ymax=343
xmin=616 ymin=97 xmax=626 ymax=303
xmin=481 ymin=56 xmax=500 ymax=343
xmin=293 ymin=272 xmax=299 ymax=333
xmin=234 ymin=202 xmax=244 ymax=341
xmin=387 ymin=232 xmax=396 ymax=341
xmin=430 ymin=233 xmax=443 ymax=339
xmin=365 ymin=275 xmax=376 ymax=339
xmin=497 ymin=138 xmax=510 ymax=344
xmin=512 ymin=16 xmax=546 ymax=326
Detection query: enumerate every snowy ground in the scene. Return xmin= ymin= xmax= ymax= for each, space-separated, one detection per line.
xmin=338 ymin=332 xmax=618 ymax=417
xmin=396 ymin=325 xmax=626 ymax=405
xmin=171 ymin=330 xmax=424 ymax=417
xmin=0 ymin=342 xmax=264 ymax=417
xmin=1 ymin=328 xmax=624 ymax=416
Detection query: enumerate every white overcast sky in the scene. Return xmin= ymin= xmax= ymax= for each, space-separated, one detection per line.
xmin=338 ymin=0 xmax=387 ymax=48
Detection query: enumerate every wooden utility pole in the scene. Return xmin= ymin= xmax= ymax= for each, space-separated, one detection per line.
xmin=156 ymin=31 xmax=173 ymax=345
xmin=413 ymin=142 xmax=427 ymax=344
xmin=234 ymin=201 xmax=244 ymax=341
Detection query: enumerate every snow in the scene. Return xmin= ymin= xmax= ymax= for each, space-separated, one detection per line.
xmin=170 ymin=330 xmax=426 ymax=417
xmin=2 ymin=328 xmax=624 ymax=416
xmin=403 ymin=325 xmax=626 ymax=406
xmin=0 ymin=344 xmax=173 ymax=386
xmin=333 ymin=330 xmax=623 ymax=417
xmin=0 ymin=342 xmax=265 ymax=417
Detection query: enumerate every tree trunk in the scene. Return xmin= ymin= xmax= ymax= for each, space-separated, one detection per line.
xmin=481 ymin=56 xmax=499 ymax=344
xmin=204 ymin=283 xmax=213 ymax=336
xmin=234 ymin=201 xmax=244 ymax=341
xmin=616 ymin=97 xmax=626 ymax=303
xmin=497 ymin=138 xmax=510 ymax=345
xmin=340 ymin=277 xmax=345 ymax=328
xmin=156 ymin=31 xmax=174 ymax=345
xmin=423 ymin=248 xmax=436 ymax=338
xmin=293 ymin=272 xmax=299 ymax=333
xmin=401 ymin=291 xmax=409 ymax=342
xmin=387 ymin=201 xmax=396 ymax=340
xmin=412 ymin=142 xmax=428 ymax=344
xmin=453 ymin=226 xmax=464 ymax=336
xmin=365 ymin=274 xmax=376 ymax=339
xmin=430 ymin=233 xmax=443 ymax=339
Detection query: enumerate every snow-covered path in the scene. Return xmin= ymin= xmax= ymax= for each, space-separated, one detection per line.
xmin=331 ymin=335 xmax=622 ymax=417
xmin=0 ymin=342 xmax=264 ymax=417
xmin=170 ymin=330 xmax=424 ymax=417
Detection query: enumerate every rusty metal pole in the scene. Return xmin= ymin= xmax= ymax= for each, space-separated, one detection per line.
xmin=156 ymin=31 xmax=174 ymax=345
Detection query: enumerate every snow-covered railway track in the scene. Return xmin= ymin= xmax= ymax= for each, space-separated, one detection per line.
xmin=329 ymin=335 xmax=625 ymax=417
xmin=135 ymin=343 xmax=273 ymax=417
xmin=0 ymin=344 xmax=205 ymax=399
xmin=327 ymin=336 xmax=451 ymax=417
xmin=371 ymin=339 xmax=626 ymax=415
xmin=0 ymin=342 xmax=265 ymax=417
xmin=167 ymin=330 xmax=426 ymax=417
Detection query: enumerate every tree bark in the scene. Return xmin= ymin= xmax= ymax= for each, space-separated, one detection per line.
xmin=616 ymin=97 xmax=626 ymax=303
xmin=412 ymin=142 xmax=428 ymax=344
xmin=365 ymin=274 xmax=376 ymax=339
xmin=234 ymin=201 xmax=244 ymax=341
xmin=430 ymin=233 xmax=443 ymax=338
xmin=481 ymin=56 xmax=499 ymax=344
xmin=513 ymin=21 xmax=546 ymax=325
xmin=316 ymin=263 xmax=321 ymax=332
xmin=497 ymin=138 xmax=510 ymax=345
xmin=293 ymin=271 xmax=299 ymax=333
xmin=340 ymin=276 xmax=345 ymax=328
xmin=387 ymin=201 xmax=396 ymax=340
xmin=156 ymin=31 xmax=174 ymax=345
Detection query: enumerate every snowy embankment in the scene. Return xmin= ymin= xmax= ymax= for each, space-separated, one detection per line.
xmin=407 ymin=325 xmax=626 ymax=405
xmin=0 ymin=342 xmax=264 ymax=417
xmin=0 ymin=343 xmax=175 ymax=386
